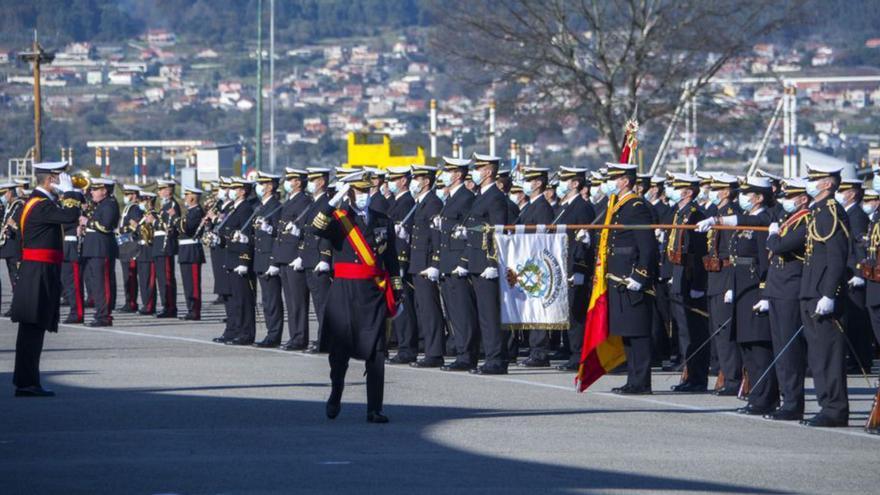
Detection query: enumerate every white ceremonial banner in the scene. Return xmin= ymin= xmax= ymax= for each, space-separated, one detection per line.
xmin=495 ymin=226 xmax=569 ymax=330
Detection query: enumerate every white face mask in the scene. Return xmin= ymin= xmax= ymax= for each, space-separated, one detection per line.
xmin=873 ymin=176 xmax=880 ymax=192
xmin=556 ymin=182 xmax=570 ymax=198
xmin=470 ymin=169 xmax=484 ymax=186
xmin=123 ymin=196 xmax=132 ymax=205
xmin=862 ymin=203 xmax=877 ymax=216
xmin=255 ymin=184 xmax=265 ymax=197
xmin=354 ymin=192 xmax=369 ymax=210
xmin=697 ymin=188 xmax=709 ymax=202
xmin=439 ymin=171 xmax=452 ymax=185
xmin=806 ymin=180 xmax=822 ymax=198
xmin=388 ymin=182 xmax=400 ymax=195
xmin=590 ymin=188 xmax=603 ymax=202
xmin=435 ymin=189 xmax=447 ymax=201
xmin=667 ymin=188 xmax=683 ymax=203
xmin=708 ymin=190 xmax=721 ymax=205
xmin=781 ymin=198 xmax=798 ymax=213
xmin=409 ymin=181 xmax=422 ymax=196
xmin=738 ymin=194 xmax=753 ymax=211
xmin=833 ymin=191 xmax=846 ymax=205
xmin=522 ymin=181 xmax=533 ymax=196
xmin=306 ymin=182 xmax=317 ymax=194
xmin=139 ymin=203 xmax=147 ymax=211
xmin=603 ymin=180 xmax=619 ymax=196
xmin=283 ymin=181 xmax=293 ymax=194
xmin=508 ymin=193 xmax=519 ymax=203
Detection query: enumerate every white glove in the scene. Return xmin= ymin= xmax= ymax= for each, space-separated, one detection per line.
xmin=848 ymin=276 xmax=866 ymax=288
xmin=260 ymin=223 xmax=273 ymax=234
xmin=696 ymin=217 xmax=716 ymax=233
xmin=329 ymin=183 xmax=351 ymax=207
xmin=624 ymin=277 xmax=642 ymax=291
xmin=752 ymin=299 xmax=770 ymax=313
xmin=719 ymin=215 xmax=738 ymax=226
xmin=655 ymin=229 xmax=666 ymax=244
xmin=55 ymin=172 xmax=73 ymax=193
xmin=576 ymin=229 xmax=591 ymax=246
xmin=233 ymin=265 xmax=248 ymax=276
xmin=290 ymin=257 xmax=303 ymax=271
xmin=480 ymin=267 xmax=499 ymax=279
xmin=452 ymin=266 xmax=469 ymax=277
xmin=233 ymin=231 xmax=249 ymax=244
xmin=814 ymin=296 xmax=834 ymax=316
xmin=431 ymin=216 xmax=442 ymax=229
xmin=689 ymin=290 xmax=705 ymax=299
xmin=569 ymin=273 xmax=585 ymax=286
xmin=289 ymin=224 xmax=301 ymax=237
xmin=724 ymin=289 xmax=733 ymax=304
xmin=420 ymin=267 xmax=440 ymax=282
xmin=452 ymin=225 xmax=467 ymax=240
xmin=394 ymin=223 xmax=409 ymax=241
xmin=314 ymin=261 xmax=331 ymax=273
xmin=265 ymin=265 xmax=280 ymax=277
xmin=768 ymin=222 xmax=780 ymax=236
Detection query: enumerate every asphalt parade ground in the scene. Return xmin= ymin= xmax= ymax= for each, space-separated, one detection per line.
xmin=0 ymin=262 xmax=878 ymax=494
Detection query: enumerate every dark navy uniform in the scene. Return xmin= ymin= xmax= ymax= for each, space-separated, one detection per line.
xmin=666 ymin=198 xmax=709 ymax=390
xmin=299 ymin=192 xmax=333 ymax=351
xmin=117 ymin=201 xmax=143 ymax=312
xmin=152 ymin=196 xmax=181 ymax=317
xmin=515 ymin=194 xmax=556 ymax=365
xmin=799 ymin=197 xmax=850 ymax=424
xmin=209 ymin=198 xmax=233 ymax=304
xmin=270 ymin=190 xmax=312 ymax=349
xmin=408 ymin=189 xmax=445 ymax=364
xmin=436 ymin=184 xmax=477 ymax=369
xmin=462 ymin=182 xmax=509 ymax=373
xmin=705 ymin=201 xmax=742 ymax=392
xmin=842 ymin=202 xmax=872 ymax=372
xmin=177 ymin=202 xmax=205 ymax=320
xmin=313 ymin=193 xmax=400 ymax=419
xmin=0 ymin=196 xmax=24 ymax=311
xmin=218 ymin=198 xmax=256 ymax=344
xmin=135 ymin=201 xmax=157 ymax=315
xmin=553 ymin=193 xmax=595 ymax=369
xmin=11 ymin=186 xmax=80 ymax=391
xmin=606 ymin=191 xmax=657 ymax=392
xmin=651 ymin=199 xmax=676 ymax=365
xmin=82 ymin=193 xmax=120 ymax=325
xmin=387 ymin=190 xmax=420 ymax=363
xmin=253 ymin=194 xmax=284 ymax=345
xmin=61 ymin=191 xmax=86 ymax=323
xmin=863 ymin=211 xmax=880 ymax=366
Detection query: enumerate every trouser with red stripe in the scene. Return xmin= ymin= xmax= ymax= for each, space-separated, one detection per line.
xmin=119 ymin=259 xmax=138 ymax=311
xmin=84 ymin=256 xmax=113 ymax=322
xmin=180 ymin=262 xmax=202 ymax=319
xmin=137 ymin=260 xmax=156 ymax=314
xmin=155 ymin=255 xmax=177 ymax=314
xmin=61 ymin=260 xmax=85 ymax=321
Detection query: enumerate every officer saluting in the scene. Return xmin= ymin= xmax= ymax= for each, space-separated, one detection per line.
xmin=313 ymin=171 xmax=402 ymax=423
xmin=177 ymin=186 xmax=205 ymax=321
xmin=81 ymin=177 xmax=120 ymax=327
xmin=10 ymin=162 xmax=81 ymax=396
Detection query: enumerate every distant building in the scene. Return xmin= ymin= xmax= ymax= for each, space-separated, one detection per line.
xmin=345 ymin=132 xmax=425 ymax=169
xmin=866 ymin=38 xmax=880 ymax=49
xmin=86 ymin=70 xmax=105 ymax=85
xmin=146 ymin=29 xmax=177 ymax=47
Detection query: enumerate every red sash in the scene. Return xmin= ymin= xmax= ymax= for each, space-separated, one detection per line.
xmin=332 ymin=209 xmax=397 ymax=316
xmin=19 ymin=197 xmax=63 ymax=265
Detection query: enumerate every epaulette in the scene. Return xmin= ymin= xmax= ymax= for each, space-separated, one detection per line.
xmin=61 ymin=198 xmax=81 ymax=209
xmin=632 ymin=200 xmax=643 ymax=207
xmin=826 ymin=199 xmax=835 ymax=206
xmin=312 ymin=211 xmax=331 ymax=230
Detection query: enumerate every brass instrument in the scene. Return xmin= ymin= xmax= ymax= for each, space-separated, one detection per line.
xmin=138 ymin=208 xmax=156 ymax=245
xmin=70 ymin=172 xmax=91 ymax=191
xmin=194 ymin=197 xmax=220 ymax=244
xmin=0 ymin=198 xmax=24 ymax=247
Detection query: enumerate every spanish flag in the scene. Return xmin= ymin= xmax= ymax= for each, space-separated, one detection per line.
xmin=575 ymin=194 xmax=626 ymax=392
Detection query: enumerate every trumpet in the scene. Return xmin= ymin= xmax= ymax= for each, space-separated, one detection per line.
xmin=70 ymin=171 xmax=91 ymax=191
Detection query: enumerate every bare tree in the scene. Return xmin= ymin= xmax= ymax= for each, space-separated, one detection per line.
xmin=431 ymin=0 xmax=809 ymax=157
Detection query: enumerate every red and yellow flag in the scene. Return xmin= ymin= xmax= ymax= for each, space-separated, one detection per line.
xmin=575 ymin=194 xmax=626 ymax=392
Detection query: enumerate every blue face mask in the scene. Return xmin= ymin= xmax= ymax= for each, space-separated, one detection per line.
xmin=435 ymin=189 xmax=447 ymax=201
xmin=556 ymin=182 xmax=570 ymax=198
xmin=781 ymin=198 xmax=798 ymax=213
xmin=283 ymin=181 xmax=293 ymax=194
xmin=806 ymin=180 xmax=821 ymax=198
xmin=255 ymin=184 xmax=265 ymax=197
xmin=738 ymin=194 xmax=753 ymax=211
xmin=470 ymin=169 xmax=483 ymax=186
xmin=708 ymin=190 xmax=721 ymax=205
xmin=439 ymin=172 xmax=452 ymax=185
xmin=354 ymin=192 xmax=369 ymax=210
xmin=873 ymin=176 xmax=880 ymax=192
xmin=697 ymin=188 xmax=709 ymax=202
xmin=388 ymin=182 xmax=399 ymax=195
xmin=863 ymin=203 xmax=877 ymax=216
xmin=306 ymin=182 xmax=317 ymax=194
xmin=522 ymin=181 xmax=533 ymax=196
xmin=667 ymin=188 xmax=682 ymax=203
xmin=408 ymin=181 xmax=421 ymax=196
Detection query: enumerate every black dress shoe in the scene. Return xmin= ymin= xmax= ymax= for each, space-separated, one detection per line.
xmin=86 ymin=319 xmax=112 ymax=327
xmin=440 ymin=360 xmax=474 ymax=372
xmin=737 ymin=404 xmax=774 ymax=416
xmin=326 ymin=399 xmax=341 ymax=419
xmin=800 ymin=414 xmax=848 ymax=428
xmin=15 ymin=386 xmax=55 ymax=397
xmin=280 ymin=342 xmax=307 ymax=351
xmin=670 ymin=382 xmax=707 ymax=393
xmin=714 ymin=385 xmax=740 ymax=396
xmin=548 ymin=351 xmax=571 ymax=361
xmin=304 ymin=343 xmax=321 ymax=354
xmin=179 ymin=314 xmax=200 ymax=321
xmin=253 ymin=340 xmax=280 ymax=348
xmin=225 ymin=337 xmax=254 ymax=346
xmin=366 ymin=411 xmax=389 ymax=423
xmin=156 ymin=310 xmax=178 ymax=319
xmin=117 ymin=306 xmax=138 ymax=313
xmin=469 ymin=364 xmax=508 ymax=375
xmin=618 ymin=386 xmax=652 ymax=395
xmin=386 ymin=354 xmax=417 ymax=365
xmin=556 ymin=361 xmax=579 ymax=371
xmin=2 ymin=310 xmax=11 ymax=317
xmin=212 ymin=336 xmax=230 ymax=343
xmin=211 ymin=297 xmax=225 ymax=305
xmin=138 ymin=309 xmax=155 ymax=316
xmin=764 ymin=409 xmax=803 ymax=421
xmin=518 ymin=358 xmax=551 ymax=368
xmin=63 ymin=316 xmax=83 ymax=324
xmin=611 ymin=384 xmax=632 ymax=394
xmin=410 ymin=357 xmax=444 ymax=368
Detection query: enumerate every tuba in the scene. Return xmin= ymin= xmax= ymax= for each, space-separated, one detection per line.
xmin=70 ymin=172 xmax=91 ymax=191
